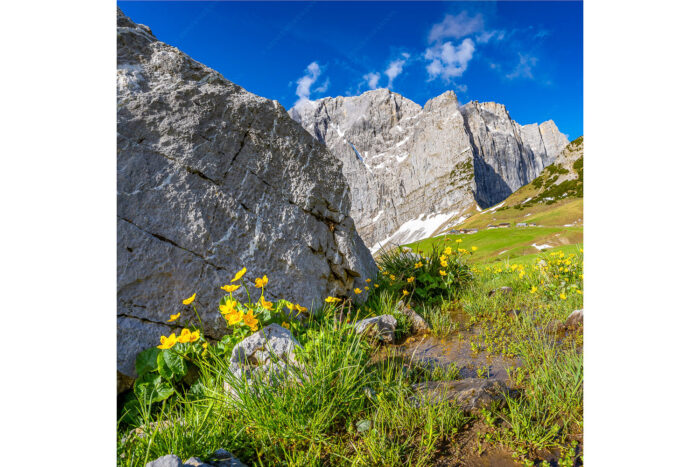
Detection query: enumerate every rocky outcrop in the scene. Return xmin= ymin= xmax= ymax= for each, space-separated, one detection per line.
xmin=413 ymin=378 xmax=508 ymax=413
xmin=117 ymin=8 xmax=376 ymax=381
xmin=290 ymin=90 xmax=568 ymax=250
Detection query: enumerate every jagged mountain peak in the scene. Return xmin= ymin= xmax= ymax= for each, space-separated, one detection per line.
xmin=291 ymin=87 xmax=569 ymax=250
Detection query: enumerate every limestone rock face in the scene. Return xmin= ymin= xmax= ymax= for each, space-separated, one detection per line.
xmin=117 ymin=8 xmax=376 ymax=379
xmin=290 ymin=91 xmax=568 ymax=250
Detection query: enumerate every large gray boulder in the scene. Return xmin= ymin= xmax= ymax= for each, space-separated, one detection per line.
xmin=290 ymin=91 xmax=568 ymax=250
xmin=117 ymin=8 xmax=376 ymax=381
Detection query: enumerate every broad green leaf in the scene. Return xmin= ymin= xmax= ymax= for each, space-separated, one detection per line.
xmin=163 ymin=348 xmax=187 ymax=379
xmin=134 ymin=347 xmax=160 ymax=377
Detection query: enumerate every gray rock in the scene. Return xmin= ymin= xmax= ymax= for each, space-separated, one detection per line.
xmin=290 ymin=91 xmax=568 ymax=250
xmin=564 ymin=309 xmax=583 ymax=328
xmin=184 ymin=450 xmax=247 ymax=467
xmin=354 ymin=314 xmax=397 ymax=343
xmin=224 ymin=324 xmax=302 ymax=395
xmin=396 ymin=300 xmax=429 ymax=334
xmin=487 ymin=286 xmax=513 ymax=297
xmin=413 ymin=378 xmax=508 ymax=413
xmin=117 ymin=8 xmax=376 ymax=379
xmin=146 ymin=455 xmax=183 ymax=467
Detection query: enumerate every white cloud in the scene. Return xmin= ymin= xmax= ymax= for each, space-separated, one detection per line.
xmin=314 ymin=78 xmax=330 ymax=93
xmin=294 ymin=61 xmax=326 ymax=108
xmin=424 ymin=38 xmax=475 ymax=81
xmin=363 ymin=72 xmax=381 ymax=90
xmin=428 ymin=12 xmax=484 ymax=43
xmin=506 ymin=53 xmax=538 ymax=80
xmin=385 ymin=53 xmax=410 ymax=88
xmin=476 ymin=29 xmax=505 ymax=44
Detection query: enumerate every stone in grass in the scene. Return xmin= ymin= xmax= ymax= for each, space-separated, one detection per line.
xmin=396 ymin=300 xmax=430 ymax=334
xmin=146 ymin=450 xmax=247 ymax=467
xmin=487 ymin=286 xmax=513 ymax=298
xmin=224 ymin=324 xmax=302 ymax=397
xmin=564 ymin=309 xmax=583 ymax=328
xmin=354 ymin=315 xmax=397 ymax=343
xmin=146 ymin=455 xmax=183 ymax=467
xmin=412 ymin=378 xmax=508 ymax=413
xmin=185 ymin=449 xmax=248 ymax=467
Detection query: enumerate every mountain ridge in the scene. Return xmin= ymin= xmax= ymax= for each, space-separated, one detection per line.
xmin=290 ymin=88 xmax=569 ymax=250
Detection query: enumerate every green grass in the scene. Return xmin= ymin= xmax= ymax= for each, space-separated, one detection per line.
xmin=118 ymin=244 xmax=583 ymax=466
xmin=405 ymin=226 xmax=583 ymax=264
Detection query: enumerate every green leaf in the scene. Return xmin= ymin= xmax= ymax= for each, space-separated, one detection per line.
xmin=134 ymin=373 xmax=174 ymax=403
xmin=163 ymin=348 xmax=187 ymax=379
xmin=134 ymin=347 xmax=160 ymax=377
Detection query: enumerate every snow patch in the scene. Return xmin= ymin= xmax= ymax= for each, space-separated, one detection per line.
xmin=498 ymin=250 xmax=509 ymax=255
xmin=372 ymin=210 xmax=384 ymax=222
xmin=532 ymin=243 xmax=552 ymax=251
xmin=370 ymin=211 xmax=457 ymax=254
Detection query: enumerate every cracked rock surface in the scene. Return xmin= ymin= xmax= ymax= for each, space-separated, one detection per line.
xmin=117 ymin=8 xmax=376 ymax=379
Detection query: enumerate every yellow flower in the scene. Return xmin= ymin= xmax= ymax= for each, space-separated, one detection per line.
xmin=402 ymin=290 xmax=409 ymax=296
xmin=281 ymin=322 xmax=290 ymax=329
xmin=440 ymin=255 xmax=447 ymax=262
xmin=286 ymin=302 xmax=295 ymax=311
xmin=390 ymin=274 xmax=396 ymax=281
xmin=225 ymin=310 xmax=243 ymax=325
xmin=374 ymin=284 xmax=379 ymax=288
xmin=354 ymin=288 xmax=362 ymax=294
xmin=189 ymin=330 xmax=200 ymax=342
xmin=177 ymin=328 xmax=192 ymax=344
xmin=455 ymin=239 xmax=462 ymax=243
xmin=365 ymin=278 xmax=372 ymax=283
xmin=458 ymin=248 xmax=466 ymax=253
xmin=439 ymin=270 xmax=447 ymax=276
xmin=576 ymin=289 xmax=583 ymax=295
xmin=259 ymin=295 xmax=273 ymax=310
xmin=440 ymin=260 xmax=448 ymax=267
xmin=231 ymin=267 xmax=246 ymax=282
xmin=560 ymin=292 xmax=567 ymax=300
xmin=243 ymin=309 xmax=259 ymax=330
xmin=221 ymin=284 xmax=240 ymax=293
xmin=364 ymin=286 xmax=369 ymax=291
xmin=444 ymin=247 xmax=452 ymax=255
xmin=530 ymin=286 xmax=537 ymax=294
xmin=167 ymin=312 xmax=180 ymax=322
xmin=219 ymin=297 xmax=238 ymax=315
xmin=414 ymin=261 xmax=423 ymax=268
xmin=182 ymin=293 xmax=196 ymax=305
xmin=325 ymin=296 xmax=341 ymax=303
xmin=254 ymin=275 xmax=269 ymax=288
xmin=295 ymin=304 xmax=308 ymax=314
xmin=407 ymin=276 xmax=415 ymax=283
xmin=158 ymin=333 xmax=177 ymax=350
xmin=471 ymin=246 xmax=478 ymax=251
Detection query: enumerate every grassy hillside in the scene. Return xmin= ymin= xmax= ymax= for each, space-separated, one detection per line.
xmin=448 ymin=137 xmax=583 ymax=231
xmin=405 ymin=226 xmax=582 ymax=264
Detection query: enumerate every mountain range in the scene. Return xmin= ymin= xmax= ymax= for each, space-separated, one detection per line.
xmin=290 ymin=90 xmax=569 ymax=251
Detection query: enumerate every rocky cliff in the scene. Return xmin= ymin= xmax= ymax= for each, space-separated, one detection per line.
xmin=290 ymin=90 xmax=568 ymax=249
xmin=117 ymin=8 xmax=376 ymax=383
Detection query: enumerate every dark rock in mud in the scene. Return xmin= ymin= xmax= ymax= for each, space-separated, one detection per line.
xmin=487 ymin=287 xmax=513 ymax=297
xmin=413 ymin=378 xmax=508 ymax=413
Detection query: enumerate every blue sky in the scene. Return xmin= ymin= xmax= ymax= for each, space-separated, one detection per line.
xmin=118 ymin=1 xmax=582 ymax=138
